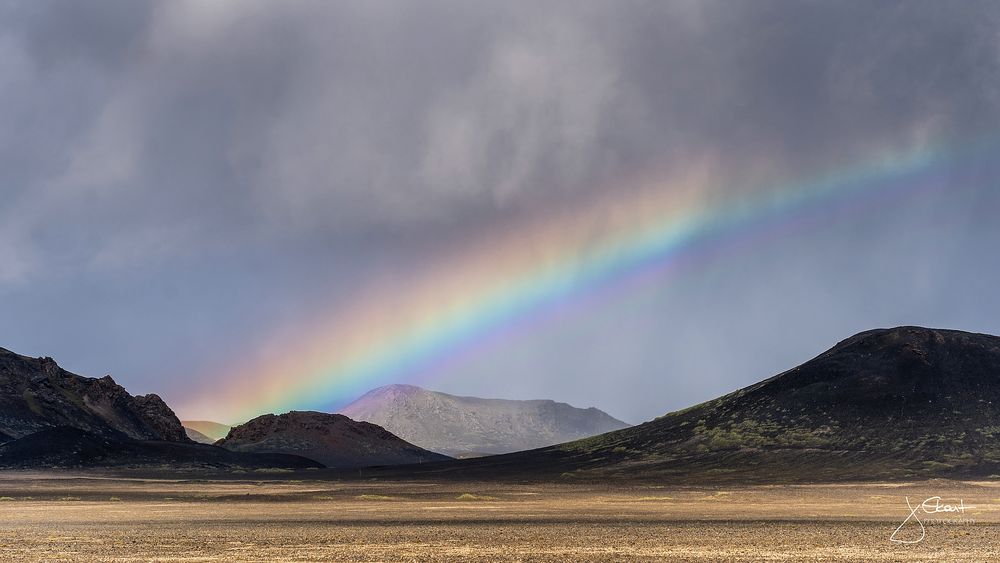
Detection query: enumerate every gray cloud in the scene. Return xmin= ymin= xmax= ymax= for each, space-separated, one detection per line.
xmin=1 ymin=1 xmax=1000 ymax=422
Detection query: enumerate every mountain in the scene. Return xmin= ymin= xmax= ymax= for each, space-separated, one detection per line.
xmin=0 ymin=347 xmax=321 ymax=470
xmin=216 ymin=411 xmax=451 ymax=468
xmin=339 ymin=384 xmax=630 ymax=457
xmin=182 ymin=421 xmax=231 ymax=441
xmin=0 ymin=347 xmax=186 ymax=442
xmin=184 ymin=427 xmax=215 ymax=444
xmin=365 ymin=327 xmax=1000 ymax=482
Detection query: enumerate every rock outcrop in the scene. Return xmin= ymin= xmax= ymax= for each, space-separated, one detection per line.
xmin=0 ymin=347 xmax=187 ymax=442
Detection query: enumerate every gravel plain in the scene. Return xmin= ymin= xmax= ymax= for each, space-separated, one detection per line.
xmin=0 ymin=473 xmax=997 ymax=561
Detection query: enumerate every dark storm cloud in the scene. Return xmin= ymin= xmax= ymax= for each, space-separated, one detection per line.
xmin=3 ymin=0 xmax=999 ymax=272
xmin=2 ymin=1 xmax=1000 ymax=420
xmin=3 ymin=1 xmax=152 ymax=69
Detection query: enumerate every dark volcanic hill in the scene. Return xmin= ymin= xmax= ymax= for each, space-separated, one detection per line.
xmin=216 ymin=411 xmax=452 ymax=468
xmin=369 ymin=327 xmax=1000 ymax=482
xmin=0 ymin=347 xmax=322 ymax=470
xmin=339 ymin=384 xmax=630 ymax=457
xmin=0 ymin=426 xmax=322 ymax=469
xmin=0 ymin=347 xmax=186 ymax=442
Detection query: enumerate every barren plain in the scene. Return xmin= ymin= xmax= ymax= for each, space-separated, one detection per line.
xmin=0 ymin=473 xmax=997 ymax=561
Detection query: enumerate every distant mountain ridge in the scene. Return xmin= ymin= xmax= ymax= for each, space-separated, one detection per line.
xmin=0 ymin=347 xmax=186 ymax=442
xmin=370 ymin=327 xmax=1000 ymax=482
xmin=216 ymin=411 xmax=451 ymax=468
xmin=339 ymin=384 xmax=630 ymax=457
xmin=181 ymin=420 xmax=231 ymax=442
xmin=184 ymin=427 xmax=215 ymax=444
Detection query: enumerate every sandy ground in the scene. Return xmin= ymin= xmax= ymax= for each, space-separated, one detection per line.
xmin=0 ymin=473 xmax=997 ymax=561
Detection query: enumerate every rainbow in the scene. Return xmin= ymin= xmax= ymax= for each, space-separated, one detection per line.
xmin=179 ymin=137 xmax=993 ymax=423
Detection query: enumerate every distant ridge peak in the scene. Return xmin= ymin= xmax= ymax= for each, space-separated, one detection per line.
xmin=362 ymin=383 xmax=608 ymax=409
xmin=368 ymin=383 xmax=425 ymax=394
xmin=339 ymin=384 xmax=630 ymax=457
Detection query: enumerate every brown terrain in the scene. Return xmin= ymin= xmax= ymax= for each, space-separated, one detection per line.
xmin=0 ymin=473 xmax=996 ymax=561
xmin=3 ymin=327 xmax=1000 ymax=560
xmin=216 ymin=411 xmax=451 ymax=468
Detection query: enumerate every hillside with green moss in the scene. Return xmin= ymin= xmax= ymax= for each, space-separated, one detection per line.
xmin=380 ymin=327 xmax=1000 ymax=482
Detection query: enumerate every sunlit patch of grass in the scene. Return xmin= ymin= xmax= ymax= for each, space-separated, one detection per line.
xmin=355 ymin=494 xmax=396 ymax=501
xmin=456 ymin=493 xmax=497 ymax=501
xmin=58 ymin=496 xmax=81 ymax=501
xmin=108 ymin=497 xmax=122 ymax=502
xmin=0 ymin=497 xmax=15 ymax=501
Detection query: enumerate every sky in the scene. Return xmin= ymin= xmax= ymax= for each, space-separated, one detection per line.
xmin=2 ymin=1 xmax=1000 ymax=424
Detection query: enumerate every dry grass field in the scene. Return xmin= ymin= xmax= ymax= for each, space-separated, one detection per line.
xmin=0 ymin=472 xmax=997 ymax=561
